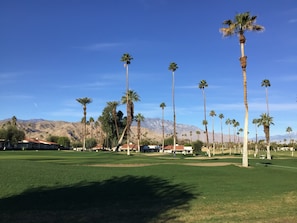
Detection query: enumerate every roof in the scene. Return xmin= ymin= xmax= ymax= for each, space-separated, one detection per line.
xmin=164 ymin=145 xmax=184 ymax=151
xmin=22 ymin=138 xmax=58 ymax=145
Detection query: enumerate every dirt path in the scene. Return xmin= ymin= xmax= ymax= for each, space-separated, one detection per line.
xmin=88 ymin=162 xmax=239 ymax=167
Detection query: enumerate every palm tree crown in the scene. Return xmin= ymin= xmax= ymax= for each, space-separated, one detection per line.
xmin=121 ymin=53 xmax=133 ymax=65
xmin=220 ymin=12 xmax=264 ymax=38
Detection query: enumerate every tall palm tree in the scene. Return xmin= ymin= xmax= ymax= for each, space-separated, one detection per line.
xmin=199 ymin=80 xmax=210 ymax=157
xmin=286 ymin=126 xmax=292 ymax=144
xmin=107 ymin=101 xmax=120 ymax=140
xmin=121 ymin=90 xmax=140 ymax=154
xmin=89 ymin=117 xmax=94 ymax=138
xmin=160 ymin=102 xmax=166 ymax=152
xmin=135 ymin=113 xmax=144 ymax=152
xmin=252 ymin=118 xmax=260 ymax=157
xmin=219 ymin=113 xmax=224 ymax=153
xmin=196 ymin=130 xmax=201 ymax=141
xmin=76 ymin=97 xmax=92 ymax=150
xmin=169 ymin=62 xmax=178 ymax=155
xmin=261 ymin=79 xmax=271 ymax=115
xmin=11 ymin=116 xmax=17 ymax=127
xmin=286 ymin=127 xmax=294 ymax=157
xmin=257 ymin=113 xmax=274 ymax=160
xmin=209 ymin=110 xmax=216 ymax=156
xmin=220 ymin=12 xmax=264 ymax=167
xmin=225 ymin=118 xmax=232 ymax=155
xmin=121 ymin=53 xmax=133 ymax=155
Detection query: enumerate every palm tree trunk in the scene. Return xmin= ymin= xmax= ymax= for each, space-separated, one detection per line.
xmin=172 ymin=72 xmax=176 ymax=156
xmin=202 ymin=89 xmax=210 ymax=157
xmin=83 ymin=107 xmax=86 ymax=150
xmin=126 ymin=64 xmax=130 ymax=156
xmin=266 ymin=88 xmax=269 ymax=115
xmin=162 ymin=109 xmax=165 ymax=153
xmin=239 ymin=34 xmax=249 ymax=167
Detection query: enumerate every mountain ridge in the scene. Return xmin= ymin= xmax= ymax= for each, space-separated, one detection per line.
xmin=0 ymin=118 xmax=288 ymax=143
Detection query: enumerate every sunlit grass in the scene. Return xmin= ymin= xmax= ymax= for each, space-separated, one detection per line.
xmin=0 ymin=150 xmax=296 ymax=222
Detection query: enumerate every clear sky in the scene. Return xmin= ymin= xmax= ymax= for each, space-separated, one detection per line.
xmin=1 ymin=0 xmax=297 ymax=138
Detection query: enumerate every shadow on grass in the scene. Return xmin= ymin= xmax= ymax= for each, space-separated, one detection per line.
xmin=0 ymin=175 xmax=197 ymax=223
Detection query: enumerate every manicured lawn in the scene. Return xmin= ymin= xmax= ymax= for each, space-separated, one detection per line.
xmin=0 ymin=151 xmax=296 ymax=223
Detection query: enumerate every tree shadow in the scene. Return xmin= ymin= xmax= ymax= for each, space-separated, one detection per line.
xmin=0 ymin=175 xmax=197 ymax=223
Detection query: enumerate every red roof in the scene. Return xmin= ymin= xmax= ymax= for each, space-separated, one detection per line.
xmin=164 ymin=145 xmax=184 ymax=151
xmin=23 ymin=138 xmax=58 ymax=145
xmin=121 ymin=144 xmax=137 ymax=149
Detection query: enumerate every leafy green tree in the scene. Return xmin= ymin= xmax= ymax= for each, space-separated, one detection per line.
xmin=107 ymin=101 xmax=120 ymax=140
xmin=99 ymin=103 xmax=125 ymax=149
xmin=86 ymin=138 xmax=97 ymax=149
xmin=57 ymin=136 xmax=71 ymax=148
xmin=46 ymin=135 xmax=59 ymax=143
xmin=192 ymin=140 xmax=203 ymax=155
xmin=76 ymin=97 xmax=92 ymax=150
xmin=0 ymin=125 xmax=25 ymax=148
xmin=220 ymin=12 xmax=264 ymax=167
xmin=169 ymin=62 xmax=178 ymax=155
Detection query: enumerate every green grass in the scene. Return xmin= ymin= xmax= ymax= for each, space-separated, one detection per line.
xmin=0 ymin=151 xmax=296 ymax=223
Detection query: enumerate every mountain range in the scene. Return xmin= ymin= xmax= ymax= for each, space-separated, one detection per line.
xmin=0 ymin=118 xmax=290 ymax=143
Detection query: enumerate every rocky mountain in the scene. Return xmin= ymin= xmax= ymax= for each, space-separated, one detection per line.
xmin=1 ymin=118 xmax=287 ymax=143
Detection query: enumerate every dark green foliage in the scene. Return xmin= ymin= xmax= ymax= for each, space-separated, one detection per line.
xmin=85 ymin=138 xmax=97 ymax=149
xmin=0 ymin=125 xmax=25 ymax=146
xmin=57 ymin=137 xmax=71 ymax=148
xmin=98 ymin=105 xmax=125 ymax=148
xmin=47 ymin=136 xmax=71 ymax=148
xmin=46 ymin=135 xmax=59 ymax=143
xmin=164 ymin=136 xmax=174 ymax=145
xmin=192 ymin=140 xmax=203 ymax=154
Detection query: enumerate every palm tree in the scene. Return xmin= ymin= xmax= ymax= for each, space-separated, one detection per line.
xmin=121 ymin=90 xmax=140 ymax=154
xmin=196 ymin=130 xmax=201 ymax=141
xmin=257 ymin=113 xmax=274 ymax=159
xmin=160 ymin=102 xmax=166 ymax=152
xmin=89 ymin=117 xmax=94 ymax=138
xmin=286 ymin=127 xmax=294 ymax=157
xmin=76 ymin=97 xmax=92 ymax=150
xmin=252 ymin=118 xmax=260 ymax=157
xmin=232 ymin=120 xmax=240 ymax=153
xmin=135 ymin=113 xmax=144 ymax=152
xmin=11 ymin=116 xmax=17 ymax=127
xmin=209 ymin=110 xmax=216 ymax=156
xmin=107 ymin=101 xmax=120 ymax=140
xmin=225 ymin=118 xmax=232 ymax=155
xmin=199 ymin=80 xmax=210 ymax=157
xmin=168 ymin=62 xmax=178 ymax=155
xmin=121 ymin=53 xmax=133 ymax=155
xmin=219 ymin=113 xmax=224 ymax=153
xmin=261 ymin=79 xmax=271 ymax=115
xmin=220 ymin=12 xmax=264 ymax=167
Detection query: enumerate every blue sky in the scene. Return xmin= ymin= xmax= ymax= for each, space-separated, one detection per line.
xmin=1 ymin=0 xmax=297 ymax=138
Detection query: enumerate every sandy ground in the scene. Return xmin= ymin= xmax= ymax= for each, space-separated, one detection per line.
xmin=88 ymin=162 xmax=240 ymax=167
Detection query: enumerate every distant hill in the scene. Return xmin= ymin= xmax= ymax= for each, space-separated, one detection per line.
xmin=1 ymin=118 xmax=288 ymax=143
